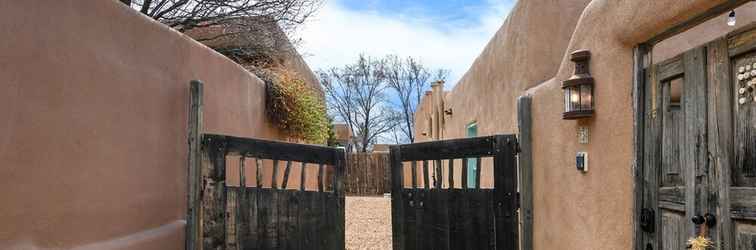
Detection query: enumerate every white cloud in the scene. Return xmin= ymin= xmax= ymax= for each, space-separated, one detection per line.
xmin=297 ymin=0 xmax=514 ymax=87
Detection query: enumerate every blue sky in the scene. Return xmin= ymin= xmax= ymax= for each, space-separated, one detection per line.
xmin=298 ymin=0 xmax=515 ymax=87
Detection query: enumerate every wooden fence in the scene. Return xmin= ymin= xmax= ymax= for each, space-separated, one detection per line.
xmin=344 ymin=153 xmax=390 ymax=196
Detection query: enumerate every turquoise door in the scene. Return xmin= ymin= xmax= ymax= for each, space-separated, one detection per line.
xmin=466 ymin=123 xmax=478 ymax=188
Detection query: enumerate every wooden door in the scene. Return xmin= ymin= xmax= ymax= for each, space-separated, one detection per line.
xmin=722 ymin=27 xmax=756 ymax=249
xmin=642 ymin=46 xmax=708 ymax=250
xmin=640 ymin=25 xmax=756 ymax=250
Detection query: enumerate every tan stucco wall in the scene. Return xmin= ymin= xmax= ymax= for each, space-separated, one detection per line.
xmin=0 ymin=0 xmax=298 ymax=249
xmin=415 ymin=0 xmax=748 ymax=249
xmin=415 ymin=0 xmax=593 ymax=143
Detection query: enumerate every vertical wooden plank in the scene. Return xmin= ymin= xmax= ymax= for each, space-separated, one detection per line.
xmin=391 ymin=146 xmax=406 ymax=250
xmin=434 ymin=160 xmax=443 ymax=189
xmin=298 ymin=192 xmax=317 ymax=250
xmin=272 ymin=159 xmax=280 ymax=189
xmin=318 ymin=163 xmax=325 ymax=192
xmin=475 ymin=157 xmax=482 ymax=190
xmin=300 ymin=162 xmax=307 ymax=191
xmin=472 ymin=191 xmax=495 ymax=250
xmin=493 ymin=135 xmax=518 ymax=250
xmin=263 ymin=190 xmax=279 ymax=249
xmin=461 ymin=191 xmax=475 ymax=250
xmin=256 ymin=158 xmax=263 ymax=188
xmin=448 ymin=159 xmax=454 ymax=189
xmin=316 ymin=191 xmax=329 ymax=250
xmin=201 ymin=137 xmax=227 ymax=250
xmin=447 ymin=190 xmax=465 ymax=250
xmin=225 ymin=187 xmax=239 ymax=250
xmin=236 ymin=156 xmax=250 ymax=249
xmin=404 ymin=189 xmax=417 ymax=250
xmin=423 ymin=160 xmax=430 ymax=190
xmin=415 ymin=190 xmax=426 ymax=250
xmin=276 ymin=191 xmax=296 ymax=250
xmin=631 ymin=45 xmax=647 ymax=250
xmin=707 ymin=38 xmax=733 ymax=249
xmin=411 ymin=161 xmax=418 ymax=189
xmin=282 ymin=161 xmax=293 ymax=189
xmin=428 ymin=190 xmax=450 ymax=250
xmin=333 ymin=148 xmax=346 ymax=250
xmin=642 ymin=51 xmax=662 ymax=250
xmin=461 ymin=159 xmax=468 ymax=190
xmin=683 ymin=46 xmax=707 ymax=238
xmin=186 ymin=80 xmax=203 ymax=250
xmin=248 ymin=186 xmax=259 ymax=250
xmin=517 ymin=95 xmax=534 ymax=250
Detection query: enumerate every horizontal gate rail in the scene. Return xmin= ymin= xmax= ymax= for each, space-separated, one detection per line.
xmin=390 ymin=135 xmax=519 ymax=250
xmin=218 ymin=134 xmax=339 ymax=165
xmin=395 ymin=136 xmax=500 ymax=161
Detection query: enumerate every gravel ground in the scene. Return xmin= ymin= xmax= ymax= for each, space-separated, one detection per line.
xmin=346 ymin=196 xmax=392 ymax=250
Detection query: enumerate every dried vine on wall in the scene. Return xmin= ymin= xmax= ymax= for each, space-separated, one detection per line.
xmin=255 ymin=68 xmax=329 ymax=144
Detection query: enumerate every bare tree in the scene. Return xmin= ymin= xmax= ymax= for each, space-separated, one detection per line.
xmin=385 ymin=55 xmax=449 ymax=143
xmin=320 ymin=55 xmax=397 ymax=152
xmin=123 ymin=0 xmax=323 ymax=34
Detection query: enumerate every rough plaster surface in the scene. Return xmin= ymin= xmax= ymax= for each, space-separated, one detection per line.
xmin=0 ymin=0 xmax=287 ymax=249
xmin=415 ymin=0 xmax=743 ymax=249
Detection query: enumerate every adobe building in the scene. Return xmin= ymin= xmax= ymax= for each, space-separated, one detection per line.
xmin=415 ymin=0 xmax=756 ymax=249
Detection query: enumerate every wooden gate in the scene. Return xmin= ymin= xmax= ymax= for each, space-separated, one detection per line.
xmin=390 ymin=135 xmax=519 ymax=250
xmin=186 ymin=81 xmax=345 ymax=250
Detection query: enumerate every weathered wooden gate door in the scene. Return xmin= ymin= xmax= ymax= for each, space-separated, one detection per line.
xmin=185 ymin=82 xmax=346 ymax=250
xmin=390 ymin=135 xmax=519 ymax=250
xmin=638 ymin=26 xmax=756 ymax=249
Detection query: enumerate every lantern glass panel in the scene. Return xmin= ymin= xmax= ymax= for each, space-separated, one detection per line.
xmin=564 ymin=87 xmax=570 ymax=112
xmin=566 ymin=86 xmax=581 ymax=112
xmin=580 ymin=84 xmax=592 ymax=110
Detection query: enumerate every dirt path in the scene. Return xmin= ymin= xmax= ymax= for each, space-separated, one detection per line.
xmin=345 ymin=196 xmax=392 ymax=250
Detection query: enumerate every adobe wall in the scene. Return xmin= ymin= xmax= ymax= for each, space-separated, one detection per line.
xmin=415 ymin=0 xmax=751 ymax=249
xmin=412 ymin=0 xmax=592 ymax=189
xmin=0 ymin=0 xmax=302 ymax=249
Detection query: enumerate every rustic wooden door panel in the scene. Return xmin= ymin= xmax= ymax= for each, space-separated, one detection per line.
xmin=660 ymin=212 xmax=685 ymax=250
xmin=735 ymin=224 xmax=756 ymax=249
xmin=642 ymin=46 xmax=709 ymax=249
xmin=729 ymin=29 xmax=756 ymax=250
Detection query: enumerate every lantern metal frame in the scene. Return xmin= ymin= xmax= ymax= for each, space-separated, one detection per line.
xmin=562 ymin=50 xmax=594 ymax=120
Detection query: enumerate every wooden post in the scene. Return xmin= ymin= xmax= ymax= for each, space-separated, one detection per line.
xmin=517 ymin=95 xmax=533 ymax=250
xmin=333 ymin=149 xmax=347 ymax=250
xmin=493 ymin=135 xmax=518 ymax=250
xmin=186 ymin=80 xmax=203 ymax=250
xmin=390 ymin=146 xmax=405 ymax=250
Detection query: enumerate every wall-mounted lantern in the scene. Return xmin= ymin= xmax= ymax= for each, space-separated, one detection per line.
xmin=562 ymin=49 xmax=594 ymax=120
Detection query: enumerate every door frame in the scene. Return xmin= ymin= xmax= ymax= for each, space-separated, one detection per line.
xmin=632 ymin=2 xmax=755 ymax=249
